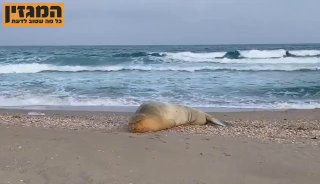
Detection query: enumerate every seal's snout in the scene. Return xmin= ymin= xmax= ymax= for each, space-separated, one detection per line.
xmin=129 ymin=122 xmax=148 ymax=133
xmin=128 ymin=122 xmax=137 ymax=132
xmin=129 ymin=114 xmax=146 ymax=133
xmin=129 ymin=114 xmax=162 ymax=133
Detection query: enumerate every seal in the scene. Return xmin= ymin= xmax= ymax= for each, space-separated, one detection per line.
xmin=129 ymin=101 xmax=227 ymax=133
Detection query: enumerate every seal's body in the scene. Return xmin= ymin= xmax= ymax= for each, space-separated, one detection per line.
xmin=129 ymin=102 xmax=226 ymax=133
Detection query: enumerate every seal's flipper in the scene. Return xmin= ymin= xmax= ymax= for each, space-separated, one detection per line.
xmin=205 ymin=114 xmax=227 ymax=127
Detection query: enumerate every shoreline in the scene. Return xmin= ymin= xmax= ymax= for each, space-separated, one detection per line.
xmin=0 ymin=105 xmax=300 ymax=113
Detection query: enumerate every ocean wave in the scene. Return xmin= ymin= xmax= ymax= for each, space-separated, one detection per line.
xmin=0 ymin=95 xmax=140 ymax=106
xmin=0 ymin=94 xmax=319 ymax=109
xmin=112 ymin=52 xmax=164 ymax=57
xmin=111 ymin=49 xmax=320 ymax=61
xmin=239 ymin=49 xmax=286 ymax=58
xmin=289 ymin=50 xmax=320 ymax=57
xmin=0 ymin=63 xmax=319 ymax=73
xmin=0 ymin=55 xmax=53 ymax=64
xmin=213 ymin=57 xmax=320 ymax=64
xmin=2 ymin=50 xmax=320 ymax=66
xmin=162 ymin=49 xmax=320 ymax=61
xmin=208 ymin=101 xmax=320 ymax=109
xmin=163 ymin=51 xmax=226 ymax=62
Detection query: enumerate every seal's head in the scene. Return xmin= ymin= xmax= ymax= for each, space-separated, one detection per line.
xmin=129 ymin=114 xmax=164 ymax=133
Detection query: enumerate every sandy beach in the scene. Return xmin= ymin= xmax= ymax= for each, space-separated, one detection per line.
xmin=0 ymin=108 xmax=319 ymax=183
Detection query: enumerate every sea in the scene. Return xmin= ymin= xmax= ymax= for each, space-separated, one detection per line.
xmin=0 ymin=44 xmax=320 ymax=110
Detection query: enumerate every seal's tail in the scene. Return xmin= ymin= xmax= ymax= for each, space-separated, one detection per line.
xmin=205 ymin=113 xmax=228 ymax=127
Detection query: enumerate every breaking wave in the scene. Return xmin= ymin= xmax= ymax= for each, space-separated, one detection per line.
xmin=0 ymin=94 xmax=319 ymax=109
xmin=162 ymin=49 xmax=320 ymax=60
xmin=0 ymin=95 xmax=140 ymax=106
xmin=109 ymin=49 xmax=320 ymax=61
xmin=2 ymin=49 xmax=320 ymax=66
xmin=112 ymin=52 xmax=164 ymax=57
xmin=0 ymin=63 xmax=319 ymax=73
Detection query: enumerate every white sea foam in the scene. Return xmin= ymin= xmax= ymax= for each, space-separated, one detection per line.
xmin=0 ymin=95 xmax=319 ymax=109
xmin=162 ymin=52 xmax=320 ymax=63
xmin=0 ymin=95 xmax=140 ymax=106
xmin=196 ymin=101 xmax=320 ymax=109
xmin=239 ymin=49 xmax=286 ymax=58
xmin=164 ymin=51 xmax=226 ymax=62
xmin=289 ymin=50 xmax=320 ymax=56
xmin=0 ymin=63 xmax=319 ymax=73
xmin=162 ymin=49 xmax=320 ymax=61
xmin=269 ymin=101 xmax=320 ymax=109
xmin=0 ymin=63 xmax=124 ymax=73
xmin=217 ymin=57 xmax=320 ymax=64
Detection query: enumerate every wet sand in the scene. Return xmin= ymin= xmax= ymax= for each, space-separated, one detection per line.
xmin=0 ymin=109 xmax=320 ymax=183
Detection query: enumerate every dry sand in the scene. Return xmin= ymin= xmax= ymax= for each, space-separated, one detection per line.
xmin=0 ymin=108 xmax=319 ymax=145
xmin=0 ymin=108 xmax=319 ymax=183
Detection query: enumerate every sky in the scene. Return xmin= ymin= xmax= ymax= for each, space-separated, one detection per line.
xmin=0 ymin=0 xmax=319 ymax=45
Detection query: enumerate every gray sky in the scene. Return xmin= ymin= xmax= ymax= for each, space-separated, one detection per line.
xmin=1 ymin=0 xmax=319 ymax=45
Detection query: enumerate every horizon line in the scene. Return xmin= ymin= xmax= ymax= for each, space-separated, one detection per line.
xmin=1 ymin=42 xmax=320 ymax=47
